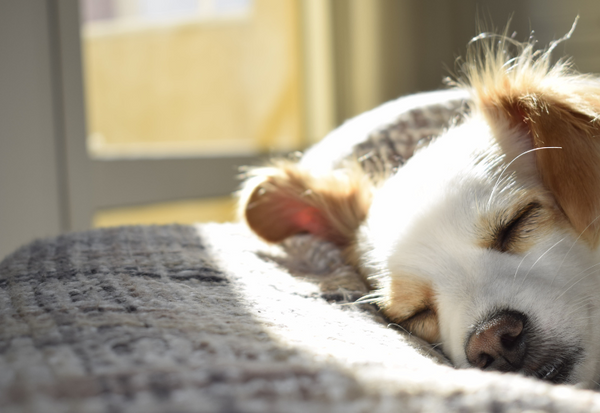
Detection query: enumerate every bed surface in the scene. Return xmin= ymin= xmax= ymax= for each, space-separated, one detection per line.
xmin=1 ymin=223 xmax=600 ymax=413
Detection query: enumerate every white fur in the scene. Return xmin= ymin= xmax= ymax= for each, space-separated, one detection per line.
xmin=358 ymin=112 xmax=600 ymax=387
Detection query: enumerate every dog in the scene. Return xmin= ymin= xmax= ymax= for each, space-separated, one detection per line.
xmin=238 ymin=25 xmax=600 ymax=388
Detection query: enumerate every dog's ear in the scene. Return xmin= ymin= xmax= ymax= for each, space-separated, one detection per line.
xmin=468 ymin=42 xmax=600 ymax=247
xmin=239 ymin=160 xmax=372 ymax=246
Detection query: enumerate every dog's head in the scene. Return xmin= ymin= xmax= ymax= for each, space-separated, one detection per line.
xmin=239 ymin=32 xmax=600 ymax=387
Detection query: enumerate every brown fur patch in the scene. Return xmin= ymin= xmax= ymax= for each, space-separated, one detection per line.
xmin=524 ymin=100 xmax=600 ymax=248
xmin=459 ymin=32 xmax=600 ymax=248
xmin=485 ymin=95 xmax=600 ymax=248
xmin=477 ymin=197 xmax=561 ymax=255
xmin=240 ymin=160 xmax=373 ymax=246
xmin=381 ymin=276 xmax=440 ymax=343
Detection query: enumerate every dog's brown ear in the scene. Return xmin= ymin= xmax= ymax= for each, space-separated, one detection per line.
xmin=470 ymin=47 xmax=600 ymax=247
xmin=239 ymin=160 xmax=372 ymax=246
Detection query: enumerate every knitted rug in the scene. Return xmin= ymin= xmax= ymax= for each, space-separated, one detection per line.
xmin=2 ymin=223 xmax=600 ymax=413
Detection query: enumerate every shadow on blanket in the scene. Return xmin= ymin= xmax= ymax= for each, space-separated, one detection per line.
xmin=1 ymin=223 xmax=599 ymax=413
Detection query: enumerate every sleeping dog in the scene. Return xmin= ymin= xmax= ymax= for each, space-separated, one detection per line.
xmin=239 ymin=27 xmax=600 ymax=387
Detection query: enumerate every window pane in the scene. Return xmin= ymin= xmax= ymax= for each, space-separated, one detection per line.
xmin=80 ymin=0 xmax=303 ymax=158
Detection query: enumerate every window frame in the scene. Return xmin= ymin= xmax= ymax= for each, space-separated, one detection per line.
xmin=55 ymin=0 xmax=262 ymax=229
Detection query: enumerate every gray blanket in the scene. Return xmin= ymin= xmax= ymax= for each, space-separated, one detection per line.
xmin=2 ymin=223 xmax=600 ymax=412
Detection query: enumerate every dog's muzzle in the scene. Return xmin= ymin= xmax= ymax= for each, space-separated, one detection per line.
xmin=465 ymin=309 xmax=582 ymax=383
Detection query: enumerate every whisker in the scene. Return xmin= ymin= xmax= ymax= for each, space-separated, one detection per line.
xmin=388 ymin=322 xmax=411 ymax=336
xmin=387 ymin=323 xmax=449 ymax=361
xmin=518 ymin=237 xmax=564 ymax=289
xmin=513 ymin=251 xmax=532 ymax=285
xmin=569 ymin=312 xmax=597 ymax=324
xmin=552 ymin=214 xmax=600 ymax=286
xmin=556 ymin=267 xmax=600 ymax=300
xmin=569 ymin=294 xmax=594 ymax=306
xmin=487 ymin=147 xmax=562 ymax=208
xmin=564 ymin=302 xmax=595 ymax=320
xmin=354 ymin=293 xmax=381 ymax=304
xmin=576 ymin=261 xmax=600 ymax=278
xmin=563 ymin=296 xmax=595 ymax=317
xmin=561 ymin=262 xmax=600 ymax=291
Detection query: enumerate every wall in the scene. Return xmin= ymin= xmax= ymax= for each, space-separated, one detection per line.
xmin=0 ymin=1 xmax=65 ymax=260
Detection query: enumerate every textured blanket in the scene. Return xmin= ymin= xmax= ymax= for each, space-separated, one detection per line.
xmin=3 ymin=89 xmax=600 ymax=412
xmin=2 ymin=223 xmax=600 ymax=413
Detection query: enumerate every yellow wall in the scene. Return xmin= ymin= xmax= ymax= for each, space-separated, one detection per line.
xmin=83 ymin=0 xmax=303 ymax=157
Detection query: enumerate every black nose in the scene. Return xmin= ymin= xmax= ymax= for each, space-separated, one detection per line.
xmin=465 ymin=310 xmax=527 ymax=372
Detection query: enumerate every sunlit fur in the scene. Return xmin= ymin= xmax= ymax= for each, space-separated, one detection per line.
xmin=458 ymin=26 xmax=600 ymax=248
xmin=240 ymin=159 xmax=374 ymax=248
xmin=240 ymin=28 xmax=600 ymax=387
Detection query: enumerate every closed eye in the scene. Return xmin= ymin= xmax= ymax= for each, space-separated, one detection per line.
xmin=492 ymin=202 xmax=542 ymax=253
xmin=399 ymin=307 xmax=439 ymax=342
xmin=386 ymin=277 xmax=440 ymax=343
xmin=401 ymin=307 xmax=433 ymax=324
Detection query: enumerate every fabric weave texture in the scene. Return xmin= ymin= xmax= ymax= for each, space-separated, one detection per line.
xmin=2 ymin=223 xmax=600 ymax=413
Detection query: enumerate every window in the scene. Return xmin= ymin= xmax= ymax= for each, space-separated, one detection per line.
xmin=81 ymin=0 xmax=303 ymax=159
xmin=79 ymin=0 xmax=303 ymax=226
